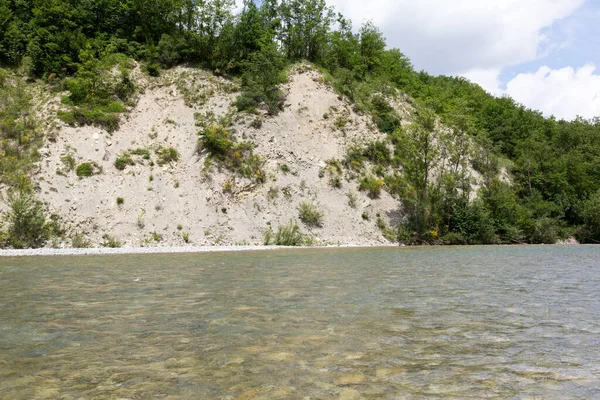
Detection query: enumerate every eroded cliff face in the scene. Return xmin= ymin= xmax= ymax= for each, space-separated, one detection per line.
xmin=25 ymin=63 xmax=411 ymax=247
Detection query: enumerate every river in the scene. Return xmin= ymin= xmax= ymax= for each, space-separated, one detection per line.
xmin=1 ymin=246 xmax=599 ymax=399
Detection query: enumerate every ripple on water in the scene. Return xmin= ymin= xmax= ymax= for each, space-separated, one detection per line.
xmin=1 ymin=245 xmax=600 ymax=399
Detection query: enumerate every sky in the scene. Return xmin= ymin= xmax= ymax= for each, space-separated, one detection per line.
xmin=326 ymin=0 xmax=600 ymax=121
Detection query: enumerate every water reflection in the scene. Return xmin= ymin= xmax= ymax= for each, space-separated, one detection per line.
xmin=1 ymin=246 xmax=599 ymax=399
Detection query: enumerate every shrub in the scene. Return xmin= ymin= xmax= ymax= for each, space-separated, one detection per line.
xmin=71 ymin=232 xmax=92 ymax=248
xmin=334 ymin=116 xmax=349 ymax=130
xmin=131 ymin=148 xmax=151 ymax=159
xmin=360 ymin=175 xmax=384 ymax=199
xmin=530 ymin=217 xmax=559 ymax=244
xmin=197 ymin=125 xmax=264 ymax=182
xmin=114 ymin=152 xmax=135 ymax=170
xmin=273 ymin=220 xmax=304 ymax=246
xmin=146 ymin=63 xmax=161 ymax=77
xmin=156 ymin=146 xmax=179 ymax=165
xmin=116 ymin=197 xmax=124 ymax=205
xmin=102 ymin=234 xmax=122 ymax=248
xmin=76 ymin=162 xmax=101 ymax=178
xmin=236 ymin=92 xmax=260 ymax=113
xmin=298 ymin=202 xmax=324 ymax=228
xmin=58 ymin=107 xmax=121 ymax=132
xmin=364 ymin=140 xmax=391 ymax=165
xmin=250 ymin=117 xmax=263 ymax=129
xmin=60 ymin=153 xmax=76 ymax=171
xmin=348 ymin=192 xmax=358 ymax=208
xmin=371 ymin=95 xmax=401 ymax=133
xmin=6 ymin=191 xmax=48 ymax=249
xmin=440 ymin=232 xmax=467 ymax=245
xmin=267 ymin=186 xmax=279 ymax=201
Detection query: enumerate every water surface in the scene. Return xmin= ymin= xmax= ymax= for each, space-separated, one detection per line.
xmin=1 ymin=246 xmax=599 ymax=399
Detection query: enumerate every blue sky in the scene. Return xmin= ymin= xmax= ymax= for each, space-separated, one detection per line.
xmin=499 ymin=1 xmax=600 ymax=88
xmin=327 ymin=0 xmax=600 ymax=120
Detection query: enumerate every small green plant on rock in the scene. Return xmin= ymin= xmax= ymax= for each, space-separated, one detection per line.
xmin=114 ymin=152 xmax=135 ymax=170
xmin=359 ymin=175 xmax=384 ymax=199
xmin=156 ymin=146 xmax=179 ymax=165
xmin=76 ymin=162 xmax=102 ymax=178
xmin=298 ymin=202 xmax=324 ymax=228
xmin=197 ymin=124 xmax=264 ymax=183
xmin=71 ymin=232 xmax=91 ymax=248
xmin=131 ymin=147 xmax=151 ymax=160
xmin=102 ymin=234 xmax=122 ymax=248
xmin=267 ymin=186 xmax=279 ymax=201
xmin=348 ymin=192 xmax=358 ymax=208
xmin=264 ymin=220 xmax=304 ymax=246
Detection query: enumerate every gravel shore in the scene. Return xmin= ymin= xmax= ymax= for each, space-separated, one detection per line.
xmin=0 ymin=244 xmax=384 ymax=257
xmin=0 ymin=245 xmax=286 ymax=257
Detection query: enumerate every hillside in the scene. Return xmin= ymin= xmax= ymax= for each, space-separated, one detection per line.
xmin=1 ymin=0 xmax=600 ymax=248
xmin=21 ymin=64 xmax=407 ymax=247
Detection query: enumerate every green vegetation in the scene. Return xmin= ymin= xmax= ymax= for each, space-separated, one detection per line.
xmin=116 ymin=197 xmax=124 ymax=206
xmin=102 ymin=234 xmax=122 ymax=248
xmin=325 ymin=159 xmax=343 ymax=188
xmin=197 ymin=125 xmax=264 ymax=183
xmin=114 ymin=152 xmax=135 ymax=170
xmin=57 ymin=53 xmax=135 ymax=132
xmin=3 ymin=191 xmax=48 ymax=249
xmin=131 ymin=148 xmax=151 ymax=160
xmin=156 ymin=146 xmax=179 ymax=165
xmin=298 ymin=202 xmax=324 ymax=228
xmin=264 ymin=220 xmax=304 ymax=246
xmin=75 ymin=162 xmax=102 ymax=178
xmin=0 ymin=69 xmax=41 ymax=190
xmin=359 ymin=175 xmax=384 ymax=199
xmin=71 ymin=232 xmax=92 ymax=248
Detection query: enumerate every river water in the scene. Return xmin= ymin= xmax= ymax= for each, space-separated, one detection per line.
xmin=1 ymin=246 xmax=599 ymax=399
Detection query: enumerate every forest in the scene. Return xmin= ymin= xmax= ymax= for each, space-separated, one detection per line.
xmin=1 ymin=0 xmax=600 ymax=247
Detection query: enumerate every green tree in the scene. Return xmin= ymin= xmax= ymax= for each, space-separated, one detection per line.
xmin=5 ymin=191 xmax=48 ymax=249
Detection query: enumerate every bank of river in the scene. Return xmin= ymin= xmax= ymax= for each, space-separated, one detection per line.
xmin=1 ymin=245 xmax=599 ymax=399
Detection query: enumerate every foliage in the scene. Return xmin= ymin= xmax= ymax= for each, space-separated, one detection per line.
xmin=156 ymin=146 xmax=179 ymax=165
xmin=298 ymin=202 xmax=324 ymax=227
xmin=71 ymin=232 xmax=92 ymax=248
xmin=102 ymin=234 xmax=122 ymax=248
xmin=0 ymin=72 xmax=41 ymax=189
xmin=114 ymin=152 xmax=135 ymax=170
xmin=264 ymin=220 xmax=304 ymax=246
xmin=75 ymin=162 xmax=101 ymax=178
xmin=5 ymin=191 xmax=48 ymax=249
xmin=197 ymin=124 xmax=264 ymax=182
xmin=237 ymin=40 xmax=286 ymax=115
xmin=359 ymin=175 xmax=384 ymax=199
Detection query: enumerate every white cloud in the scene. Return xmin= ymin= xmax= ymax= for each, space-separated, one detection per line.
xmin=327 ymin=0 xmax=584 ymax=75
xmin=461 ymin=68 xmax=502 ymax=95
xmin=327 ymin=0 xmax=596 ymax=120
xmin=504 ymin=64 xmax=600 ymax=120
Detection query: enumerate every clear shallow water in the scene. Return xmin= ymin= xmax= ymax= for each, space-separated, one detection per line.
xmin=1 ymin=246 xmax=599 ymax=399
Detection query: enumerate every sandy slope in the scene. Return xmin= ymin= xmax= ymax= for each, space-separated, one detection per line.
xmin=28 ymin=64 xmax=403 ymax=247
